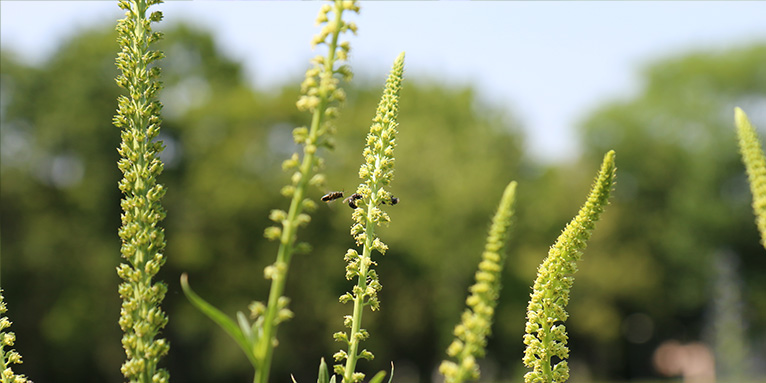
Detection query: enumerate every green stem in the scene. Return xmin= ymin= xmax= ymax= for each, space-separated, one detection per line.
xmin=255 ymin=5 xmax=345 ymax=383
xmin=343 ymin=154 xmax=383 ymax=383
xmin=343 ymin=249 xmax=369 ymax=383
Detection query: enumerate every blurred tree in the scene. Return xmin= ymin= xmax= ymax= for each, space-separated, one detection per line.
xmin=1 ymin=25 xmax=127 ymax=383
xmin=7 ymin=17 xmax=762 ymax=383
xmin=576 ymin=44 xmax=766 ymax=379
xmin=0 ymin=23 xmax=526 ymax=383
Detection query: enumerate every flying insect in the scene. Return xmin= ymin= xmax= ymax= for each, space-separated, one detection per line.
xmin=321 ymin=191 xmax=344 ymax=202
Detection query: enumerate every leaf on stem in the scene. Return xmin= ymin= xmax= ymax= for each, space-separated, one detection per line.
xmin=180 ymin=273 xmax=258 ymax=368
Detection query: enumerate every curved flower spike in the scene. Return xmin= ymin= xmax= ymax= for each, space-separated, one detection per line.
xmin=334 ymin=52 xmax=405 ymax=383
xmin=523 ymin=150 xmax=616 ymax=383
xmin=440 ymin=181 xmax=517 ymax=383
xmin=734 ymin=107 xmax=766 ymax=250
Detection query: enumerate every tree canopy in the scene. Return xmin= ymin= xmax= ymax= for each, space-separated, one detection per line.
xmin=1 ymin=21 xmax=764 ymax=382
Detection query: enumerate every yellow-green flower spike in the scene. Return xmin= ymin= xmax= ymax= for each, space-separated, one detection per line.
xmin=734 ymin=107 xmax=766 ymax=250
xmin=439 ymin=181 xmax=517 ymax=383
xmin=180 ymin=3 xmax=361 ymax=383
xmin=334 ymin=52 xmax=405 ymax=383
xmin=0 ymin=291 xmax=28 ymax=383
xmin=522 ymin=150 xmax=616 ymax=383
xmin=114 ymin=0 xmax=169 ymax=382
xmin=254 ymin=2 xmax=360 ymax=383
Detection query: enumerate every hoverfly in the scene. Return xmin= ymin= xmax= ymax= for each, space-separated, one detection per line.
xmin=321 ymin=191 xmax=344 ymax=202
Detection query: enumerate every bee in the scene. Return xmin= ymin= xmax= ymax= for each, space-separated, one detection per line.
xmin=343 ymin=193 xmax=363 ymax=209
xmin=321 ymin=191 xmax=344 ymax=202
xmin=380 ymin=195 xmax=399 ymax=205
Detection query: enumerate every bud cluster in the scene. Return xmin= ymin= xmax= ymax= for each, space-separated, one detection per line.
xmin=114 ymin=0 xmax=170 ymax=381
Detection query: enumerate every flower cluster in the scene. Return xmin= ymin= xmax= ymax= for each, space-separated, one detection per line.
xmin=333 ymin=52 xmax=404 ymax=383
xmin=522 ymin=151 xmax=616 ymax=383
xmin=181 ymin=3 xmax=360 ymax=383
xmin=734 ymin=107 xmax=766 ymax=249
xmin=113 ymin=0 xmax=169 ymax=381
xmin=263 ymin=0 xmax=359 ymax=251
xmin=0 ymin=291 xmax=27 ymax=383
xmin=250 ymin=2 xmax=360 ymax=383
xmin=440 ymin=181 xmax=517 ymax=383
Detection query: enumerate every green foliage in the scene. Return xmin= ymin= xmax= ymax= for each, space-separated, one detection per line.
xmin=440 ymin=181 xmax=517 ymax=383
xmin=523 ymin=151 xmax=616 ymax=383
xmin=10 ymin=11 xmax=765 ymax=382
xmin=0 ymin=291 xmax=27 ymax=383
xmin=0 ymin=22 xmax=524 ymax=380
xmin=333 ymin=53 xmax=404 ymax=383
xmin=734 ymin=107 xmax=766 ymax=249
xmin=578 ymin=45 xmax=766 ymax=352
xmin=113 ymin=0 xmax=169 ymax=381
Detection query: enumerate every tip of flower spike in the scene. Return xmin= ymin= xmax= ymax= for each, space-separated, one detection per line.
xmin=735 ymin=107 xmax=750 ymax=130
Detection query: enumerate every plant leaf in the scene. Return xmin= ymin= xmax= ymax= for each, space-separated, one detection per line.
xmin=368 ymin=370 xmax=386 ymax=383
xmin=180 ymin=273 xmax=258 ymax=368
xmin=317 ymin=357 xmax=330 ymax=383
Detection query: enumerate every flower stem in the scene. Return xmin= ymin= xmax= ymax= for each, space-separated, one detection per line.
xmin=256 ymin=3 xmax=358 ymax=383
xmin=334 ymin=52 xmax=405 ymax=383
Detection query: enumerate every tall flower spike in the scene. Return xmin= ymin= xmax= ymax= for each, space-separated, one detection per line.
xmin=439 ymin=181 xmax=517 ymax=383
xmin=0 ymin=291 xmax=28 ymax=383
xmin=113 ymin=0 xmax=169 ymax=382
xmin=734 ymin=107 xmax=766 ymax=250
xmin=522 ymin=150 xmax=616 ymax=383
xmin=181 ymin=2 xmax=360 ymax=382
xmin=333 ymin=52 xmax=405 ymax=383
xmin=258 ymin=0 xmax=359 ymax=379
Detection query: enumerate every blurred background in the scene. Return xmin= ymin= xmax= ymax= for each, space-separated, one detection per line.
xmin=2 ymin=2 xmax=766 ymax=383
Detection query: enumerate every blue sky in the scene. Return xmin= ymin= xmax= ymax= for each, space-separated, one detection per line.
xmin=2 ymin=1 xmax=765 ymax=163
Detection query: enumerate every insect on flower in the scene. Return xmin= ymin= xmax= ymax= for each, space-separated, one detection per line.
xmin=343 ymin=193 xmax=363 ymax=209
xmin=381 ymin=195 xmax=399 ymax=206
xmin=321 ymin=191 xmax=344 ymax=202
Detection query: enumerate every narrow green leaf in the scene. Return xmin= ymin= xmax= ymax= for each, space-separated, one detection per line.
xmin=367 ymin=370 xmax=386 ymax=383
xmin=317 ymin=357 xmax=330 ymax=383
xmin=180 ymin=273 xmax=258 ymax=368
xmin=237 ymin=311 xmax=257 ymax=344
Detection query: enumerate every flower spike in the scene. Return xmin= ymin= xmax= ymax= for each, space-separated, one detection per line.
xmin=523 ymin=150 xmax=616 ymax=383
xmin=440 ymin=181 xmax=517 ymax=383
xmin=114 ymin=0 xmax=169 ymax=382
xmin=334 ymin=52 xmax=405 ymax=383
xmin=181 ymin=2 xmax=361 ymax=383
xmin=734 ymin=107 xmax=766 ymax=250
xmin=0 ymin=291 xmax=28 ymax=383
